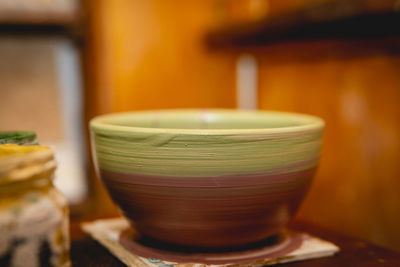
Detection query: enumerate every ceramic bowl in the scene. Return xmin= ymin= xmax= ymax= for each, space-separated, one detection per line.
xmin=90 ymin=109 xmax=324 ymax=249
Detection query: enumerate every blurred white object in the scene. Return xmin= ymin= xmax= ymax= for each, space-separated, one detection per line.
xmin=236 ymin=54 xmax=258 ymax=110
xmin=53 ymin=38 xmax=87 ymax=204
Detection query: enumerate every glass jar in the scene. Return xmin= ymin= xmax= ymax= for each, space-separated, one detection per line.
xmin=0 ymin=144 xmax=70 ymax=267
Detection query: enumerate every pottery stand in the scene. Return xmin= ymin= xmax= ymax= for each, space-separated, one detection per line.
xmin=82 ymin=218 xmax=339 ymax=267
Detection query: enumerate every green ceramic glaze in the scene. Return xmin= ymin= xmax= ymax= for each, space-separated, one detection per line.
xmin=0 ymin=131 xmax=37 ymax=145
xmin=90 ymin=109 xmax=324 ymax=177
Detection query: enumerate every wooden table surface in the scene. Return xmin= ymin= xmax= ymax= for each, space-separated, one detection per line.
xmin=70 ymin=218 xmax=400 ymax=267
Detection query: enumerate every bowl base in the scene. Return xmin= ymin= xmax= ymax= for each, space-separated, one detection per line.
xmin=119 ymin=227 xmax=304 ymax=265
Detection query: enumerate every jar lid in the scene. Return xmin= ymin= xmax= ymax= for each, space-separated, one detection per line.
xmin=0 ymin=144 xmax=56 ymax=186
xmin=0 ymin=131 xmax=37 ymax=145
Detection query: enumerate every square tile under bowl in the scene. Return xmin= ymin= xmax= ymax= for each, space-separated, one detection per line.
xmin=81 ymin=218 xmax=339 ymax=267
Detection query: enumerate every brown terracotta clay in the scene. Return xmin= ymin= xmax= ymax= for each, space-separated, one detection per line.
xmin=101 ymin=168 xmax=315 ymax=248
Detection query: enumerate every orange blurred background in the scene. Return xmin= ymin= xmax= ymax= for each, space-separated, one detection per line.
xmin=83 ymin=0 xmax=400 ymax=251
xmin=0 ymin=0 xmax=399 ymax=253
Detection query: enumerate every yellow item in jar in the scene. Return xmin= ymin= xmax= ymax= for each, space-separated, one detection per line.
xmin=0 ymin=144 xmax=70 ymax=267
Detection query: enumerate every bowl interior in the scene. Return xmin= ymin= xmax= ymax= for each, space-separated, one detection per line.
xmin=91 ymin=109 xmax=323 ymax=132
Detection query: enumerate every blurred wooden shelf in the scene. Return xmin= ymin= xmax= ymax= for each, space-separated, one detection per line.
xmin=0 ymin=0 xmax=81 ymax=37
xmin=0 ymin=24 xmax=81 ymax=38
xmin=0 ymin=13 xmax=78 ymax=25
xmin=206 ymin=0 xmax=400 ymax=47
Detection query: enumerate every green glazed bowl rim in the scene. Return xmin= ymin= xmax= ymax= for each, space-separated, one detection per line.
xmin=90 ymin=109 xmax=324 ymax=135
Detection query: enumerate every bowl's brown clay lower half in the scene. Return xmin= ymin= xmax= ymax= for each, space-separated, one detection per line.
xmin=100 ymin=167 xmax=315 ymax=249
